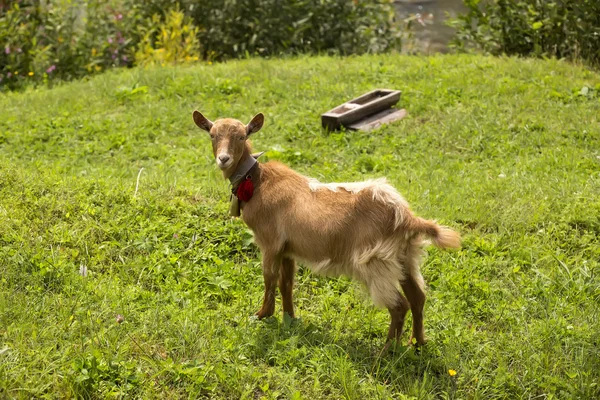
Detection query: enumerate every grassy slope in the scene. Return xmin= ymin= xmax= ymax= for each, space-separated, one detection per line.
xmin=0 ymin=54 xmax=599 ymax=399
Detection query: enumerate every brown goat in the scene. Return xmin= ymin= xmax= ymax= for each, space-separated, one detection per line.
xmin=193 ymin=110 xmax=461 ymax=348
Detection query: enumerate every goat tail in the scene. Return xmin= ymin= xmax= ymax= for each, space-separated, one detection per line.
xmin=410 ymin=217 xmax=461 ymax=249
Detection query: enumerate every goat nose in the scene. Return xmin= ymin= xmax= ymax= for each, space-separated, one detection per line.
xmin=218 ymin=154 xmax=230 ymax=163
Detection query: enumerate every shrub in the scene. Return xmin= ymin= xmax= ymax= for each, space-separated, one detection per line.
xmin=449 ymin=0 xmax=600 ymax=67
xmin=129 ymin=0 xmax=400 ymax=60
xmin=188 ymin=0 xmax=400 ymax=60
xmin=134 ymin=8 xmax=201 ymax=66
xmin=0 ymin=0 xmax=400 ymax=89
xmin=0 ymin=0 xmax=138 ymax=89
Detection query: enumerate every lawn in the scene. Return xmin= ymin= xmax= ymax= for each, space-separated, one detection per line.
xmin=0 ymin=54 xmax=599 ymax=399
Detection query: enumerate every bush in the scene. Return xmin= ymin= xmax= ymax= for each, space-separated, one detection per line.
xmin=134 ymin=8 xmax=201 ymax=66
xmin=0 ymin=0 xmax=400 ymax=90
xmin=449 ymin=0 xmax=600 ymax=67
xmin=188 ymin=0 xmax=400 ymax=60
xmin=0 ymin=0 xmax=138 ymax=89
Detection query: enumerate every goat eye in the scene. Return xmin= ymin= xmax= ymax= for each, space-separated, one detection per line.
xmin=210 ymin=134 xmax=215 ymax=140
xmin=239 ymin=136 xmax=245 ymax=141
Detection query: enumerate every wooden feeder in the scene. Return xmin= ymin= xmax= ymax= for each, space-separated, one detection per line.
xmin=321 ymin=89 xmax=406 ymax=132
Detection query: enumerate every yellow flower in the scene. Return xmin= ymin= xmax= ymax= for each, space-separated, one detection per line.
xmin=91 ymin=48 xmax=97 ymax=56
xmin=448 ymin=369 xmax=457 ymax=377
xmin=28 ymin=71 xmax=34 ymax=76
xmin=193 ymin=56 xmax=199 ymax=61
xmin=14 ymin=71 xmax=19 ymax=75
xmin=207 ymin=61 xmax=213 ymax=65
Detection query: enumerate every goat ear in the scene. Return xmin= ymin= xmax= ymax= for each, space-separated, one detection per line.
xmin=193 ymin=110 xmax=213 ymax=132
xmin=246 ymin=113 xmax=264 ymax=136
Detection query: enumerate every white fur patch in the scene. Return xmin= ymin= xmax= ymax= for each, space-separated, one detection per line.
xmin=355 ymin=238 xmax=399 ymax=265
xmin=307 ymin=177 xmax=408 ymax=227
xmin=311 ymin=259 xmax=332 ymax=274
xmin=297 ymin=238 xmax=414 ymax=308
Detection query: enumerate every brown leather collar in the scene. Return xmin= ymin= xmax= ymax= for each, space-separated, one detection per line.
xmin=228 ymin=152 xmax=263 ymax=217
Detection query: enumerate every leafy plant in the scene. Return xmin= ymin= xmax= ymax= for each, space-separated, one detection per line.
xmin=135 ymin=8 xmax=200 ymax=66
xmin=0 ymin=0 xmax=138 ymax=89
xmin=70 ymin=351 xmax=140 ymax=397
xmin=449 ymin=0 xmax=600 ymax=67
xmin=1 ymin=0 xmax=401 ymax=89
xmin=189 ymin=0 xmax=400 ymax=60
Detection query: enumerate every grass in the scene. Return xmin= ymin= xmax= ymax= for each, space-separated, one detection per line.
xmin=0 ymin=53 xmax=599 ymax=399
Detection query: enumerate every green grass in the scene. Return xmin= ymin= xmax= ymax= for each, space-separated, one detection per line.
xmin=1 ymin=54 xmax=599 ymax=399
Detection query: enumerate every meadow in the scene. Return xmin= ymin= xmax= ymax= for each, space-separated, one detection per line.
xmin=0 ymin=54 xmax=599 ymax=399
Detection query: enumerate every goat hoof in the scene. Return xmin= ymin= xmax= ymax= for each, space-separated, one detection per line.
xmin=408 ymin=336 xmax=428 ymax=346
xmin=283 ymin=312 xmax=296 ymax=319
xmin=382 ymin=342 xmax=392 ymax=354
xmin=254 ymin=310 xmax=274 ymax=320
xmin=382 ymin=339 xmax=403 ymax=354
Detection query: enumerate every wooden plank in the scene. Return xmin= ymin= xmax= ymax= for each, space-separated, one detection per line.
xmin=321 ymin=89 xmax=401 ymax=130
xmin=347 ymin=108 xmax=408 ymax=131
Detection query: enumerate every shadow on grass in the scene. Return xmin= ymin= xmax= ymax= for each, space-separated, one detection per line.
xmin=244 ymin=315 xmax=449 ymax=385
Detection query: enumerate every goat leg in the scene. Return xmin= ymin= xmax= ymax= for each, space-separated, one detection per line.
xmin=279 ymin=257 xmax=296 ymax=318
xmin=255 ymin=253 xmax=281 ymax=319
xmin=400 ymin=276 xmax=427 ymax=346
xmin=382 ymin=291 xmax=410 ymax=352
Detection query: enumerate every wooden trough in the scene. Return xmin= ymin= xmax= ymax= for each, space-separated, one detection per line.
xmin=321 ymin=89 xmax=406 ymax=132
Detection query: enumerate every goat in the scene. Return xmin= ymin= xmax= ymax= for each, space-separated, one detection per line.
xmin=193 ymin=110 xmax=461 ymax=348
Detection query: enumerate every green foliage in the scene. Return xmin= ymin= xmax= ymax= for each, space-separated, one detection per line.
xmin=188 ymin=0 xmax=400 ymax=60
xmin=0 ymin=0 xmax=399 ymax=89
xmin=135 ymin=8 xmax=201 ymax=66
xmin=1 ymin=54 xmax=599 ymax=398
xmin=0 ymin=0 xmax=138 ymax=89
xmin=449 ymin=0 xmax=600 ymax=67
